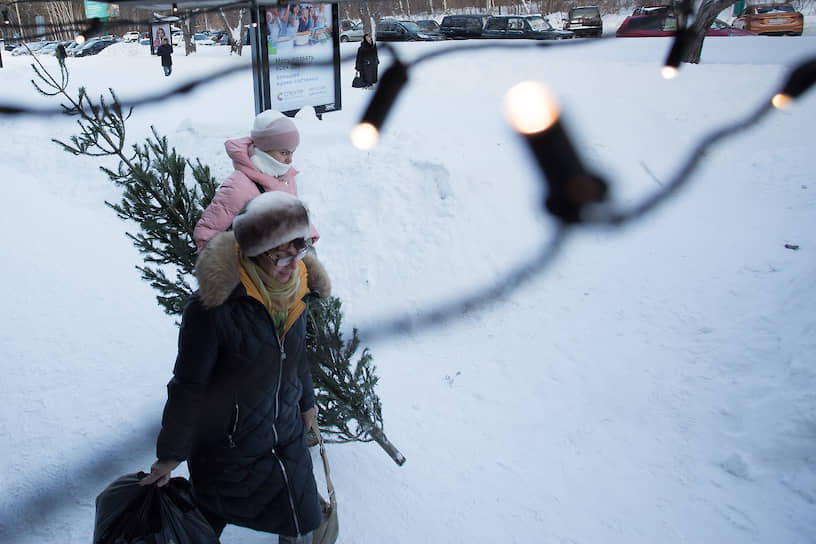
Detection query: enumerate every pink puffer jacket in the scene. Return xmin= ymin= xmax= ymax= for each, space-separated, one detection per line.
xmin=193 ymin=137 xmax=319 ymax=251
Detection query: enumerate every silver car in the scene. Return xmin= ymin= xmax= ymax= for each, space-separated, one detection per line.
xmin=340 ymin=22 xmax=364 ymax=42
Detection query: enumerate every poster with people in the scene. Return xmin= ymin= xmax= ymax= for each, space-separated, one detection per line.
xmin=264 ymin=3 xmax=339 ymax=114
xmin=152 ymin=23 xmax=171 ymax=53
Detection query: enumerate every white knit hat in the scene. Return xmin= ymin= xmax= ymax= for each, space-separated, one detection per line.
xmin=250 ymin=110 xmax=300 ymax=152
xmin=232 ymin=192 xmax=310 ymax=257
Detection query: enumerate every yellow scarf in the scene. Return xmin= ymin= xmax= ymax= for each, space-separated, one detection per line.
xmin=239 ymin=252 xmax=301 ymax=337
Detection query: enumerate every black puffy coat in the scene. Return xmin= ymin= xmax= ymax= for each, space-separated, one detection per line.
xmin=157 ymin=43 xmax=173 ymax=67
xmin=355 ymin=39 xmax=379 ymax=86
xmin=156 ymin=232 xmax=323 ymax=537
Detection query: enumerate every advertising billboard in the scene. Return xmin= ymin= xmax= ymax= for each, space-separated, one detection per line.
xmin=262 ymin=3 xmax=341 ymax=115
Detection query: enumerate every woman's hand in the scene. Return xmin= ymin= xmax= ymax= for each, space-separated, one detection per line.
xmin=301 ymin=406 xmax=317 ymax=431
xmin=139 ymin=459 xmax=181 ymax=487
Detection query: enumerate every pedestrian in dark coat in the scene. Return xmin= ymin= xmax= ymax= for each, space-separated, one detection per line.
xmin=55 ymin=43 xmax=67 ymax=67
xmin=355 ymin=33 xmax=379 ymax=89
xmin=141 ymin=191 xmax=332 ymax=544
xmin=157 ymin=37 xmax=173 ymax=76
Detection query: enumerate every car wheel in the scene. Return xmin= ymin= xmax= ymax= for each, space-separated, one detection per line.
xmin=340 ymin=35 xmax=349 ymax=42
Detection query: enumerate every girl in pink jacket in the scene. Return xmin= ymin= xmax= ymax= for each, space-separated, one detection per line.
xmin=194 ymin=110 xmax=319 ymax=251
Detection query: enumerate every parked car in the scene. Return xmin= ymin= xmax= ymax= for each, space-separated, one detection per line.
xmin=439 ymin=14 xmax=489 ymax=39
xmin=193 ymin=32 xmax=215 ymax=45
xmin=123 ymin=30 xmax=140 ymax=42
xmin=35 ymin=41 xmax=61 ymax=55
xmin=415 ymin=19 xmax=441 ymax=32
xmin=65 ymin=40 xmax=83 ymax=54
xmin=72 ymin=36 xmax=119 ymax=57
xmin=340 ymin=19 xmax=356 ymax=32
xmin=340 ymin=21 xmax=364 ymax=42
xmin=376 ymin=20 xmax=445 ymax=41
xmin=563 ymin=6 xmax=603 ymax=38
xmin=733 ymin=3 xmax=803 ymax=36
xmin=616 ymin=7 xmax=754 ymax=37
xmin=11 ymin=41 xmax=51 ymax=55
xmin=482 ymin=15 xmax=574 ymax=40
xmin=172 ymin=31 xmax=183 ymax=46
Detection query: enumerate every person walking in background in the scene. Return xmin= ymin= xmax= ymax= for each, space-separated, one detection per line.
xmin=55 ymin=42 xmax=67 ymax=67
xmin=355 ymin=33 xmax=379 ymax=90
xmin=193 ymin=110 xmax=319 ymax=251
xmin=157 ymin=37 xmax=173 ymax=76
xmin=140 ymin=191 xmax=332 ymax=544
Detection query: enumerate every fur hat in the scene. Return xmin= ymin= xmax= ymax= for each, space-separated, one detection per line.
xmin=232 ymin=192 xmax=310 ymax=257
xmin=250 ymin=110 xmax=300 ymax=152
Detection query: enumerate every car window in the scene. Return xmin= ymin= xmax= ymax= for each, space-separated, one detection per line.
xmin=401 ymin=22 xmax=421 ymax=32
xmin=465 ymin=19 xmax=482 ymax=29
xmin=485 ymin=18 xmax=507 ymax=30
xmin=570 ymin=7 xmax=600 ymax=18
xmin=381 ymin=23 xmax=395 ymax=31
xmin=757 ymin=4 xmax=794 ymax=12
xmin=662 ymin=16 xmax=677 ymax=31
xmin=626 ymin=15 xmax=665 ymax=31
xmin=507 ymin=18 xmax=524 ymax=30
xmin=527 ymin=16 xmax=554 ymax=31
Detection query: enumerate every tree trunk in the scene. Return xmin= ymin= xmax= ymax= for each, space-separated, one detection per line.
xmin=218 ymin=7 xmax=244 ymax=56
xmin=182 ymin=14 xmax=196 ymax=56
xmin=682 ymin=0 xmax=737 ymax=64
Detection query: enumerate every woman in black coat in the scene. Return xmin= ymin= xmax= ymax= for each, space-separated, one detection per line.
xmin=141 ymin=192 xmax=332 ymax=544
xmin=355 ymin=33 xmax=379 ymax=89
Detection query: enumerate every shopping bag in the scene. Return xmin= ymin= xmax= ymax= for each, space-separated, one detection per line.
xmin=310 ymin=422 xmax=338 ymax=544
xmin=352 ymin=74 xmax=365 ymax=88
xmin=93 ymin=472 xmax=219 ymax=544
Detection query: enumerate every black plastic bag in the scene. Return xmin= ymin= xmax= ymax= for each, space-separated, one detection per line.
xmin=93 ymin=472 xmax=219 ymax=544
xmin=352 ymin=74 xmax=365 ymax=88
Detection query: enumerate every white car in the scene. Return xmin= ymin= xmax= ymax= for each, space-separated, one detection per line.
xmin=123 ymin=30 xmax=140 ymax=42
xmin=172 ymin=31 xmax=182 ymax=46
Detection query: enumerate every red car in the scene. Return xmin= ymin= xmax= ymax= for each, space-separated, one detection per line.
xmin=616 ymin=6 xmax=755 ymax=37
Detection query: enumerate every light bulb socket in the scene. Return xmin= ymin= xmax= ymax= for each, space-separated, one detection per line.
xmin=664 ymin=28 xmax=692 ymax=71
xmin=359 ymin=60 xmax=408 ymax=134
xmin=2 ymin=10 xmax=10 ymax=24
xmin=523 ymin=119 xmax=607 ymax=223
xmin=172 ymin=3 xmax=179 ymax=13
xmin=780 ymin=58 xmax=816 ymax=99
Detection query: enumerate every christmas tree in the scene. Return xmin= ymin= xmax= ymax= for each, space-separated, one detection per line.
xmin=32 ymin=58 xmax=401 ymax=461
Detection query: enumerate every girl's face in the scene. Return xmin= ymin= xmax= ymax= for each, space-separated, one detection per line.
xmin=267 ymin=149 xmax=295 ymax=164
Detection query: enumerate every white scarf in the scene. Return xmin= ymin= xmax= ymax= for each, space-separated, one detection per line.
xmin=250 ymin=147 xmax=291 ymax=177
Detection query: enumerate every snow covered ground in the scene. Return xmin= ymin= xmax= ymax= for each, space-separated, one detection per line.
xmin=0 ymin=28 xmax=814 ymax=544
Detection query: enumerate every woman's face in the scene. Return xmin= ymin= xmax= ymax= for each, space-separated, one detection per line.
xmin=257 ymin=239 xmax=308 ymax=283
xmin=267 ymin=149 xmax=295 ymax=164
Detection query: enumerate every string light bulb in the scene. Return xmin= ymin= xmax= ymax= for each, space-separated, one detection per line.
xmin=661 ymin=66 xmax=678 ymax=80
xmin=350 ymin=122 xmax=379 ymax=150
xmin=172 ymin=3 xmax=178 ymax=13
xmin=772 ymin=57 xmax=816 ymax=108
xmin=771 ymin=93 xmax=793 ymax=109
xmin=2 ymin=10 xmax=10 ymax=25
xmin=76 ymin=18 xmax=103 ymax=44
xmin=504 ymin=81 xmax=608 ymax=223
xmin=662 ymin=29 xmax=691 ymax=79
xmin=351 ymin=60 xmax=409 ymax=150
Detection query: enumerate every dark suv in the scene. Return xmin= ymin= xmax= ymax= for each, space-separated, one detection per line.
xmin=439 ymin=14 xmax=489 ymax=39
xmin=563 ymin=6 xmax=603 ymax=38
xmin=376 ymin=20 xmax=444 ymax=41
xmin=482 ymin=15 xmax=574 ymax=40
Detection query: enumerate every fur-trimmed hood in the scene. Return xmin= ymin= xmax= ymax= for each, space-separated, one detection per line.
xmin=195 ymin=231 xmax=331 ymax=309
